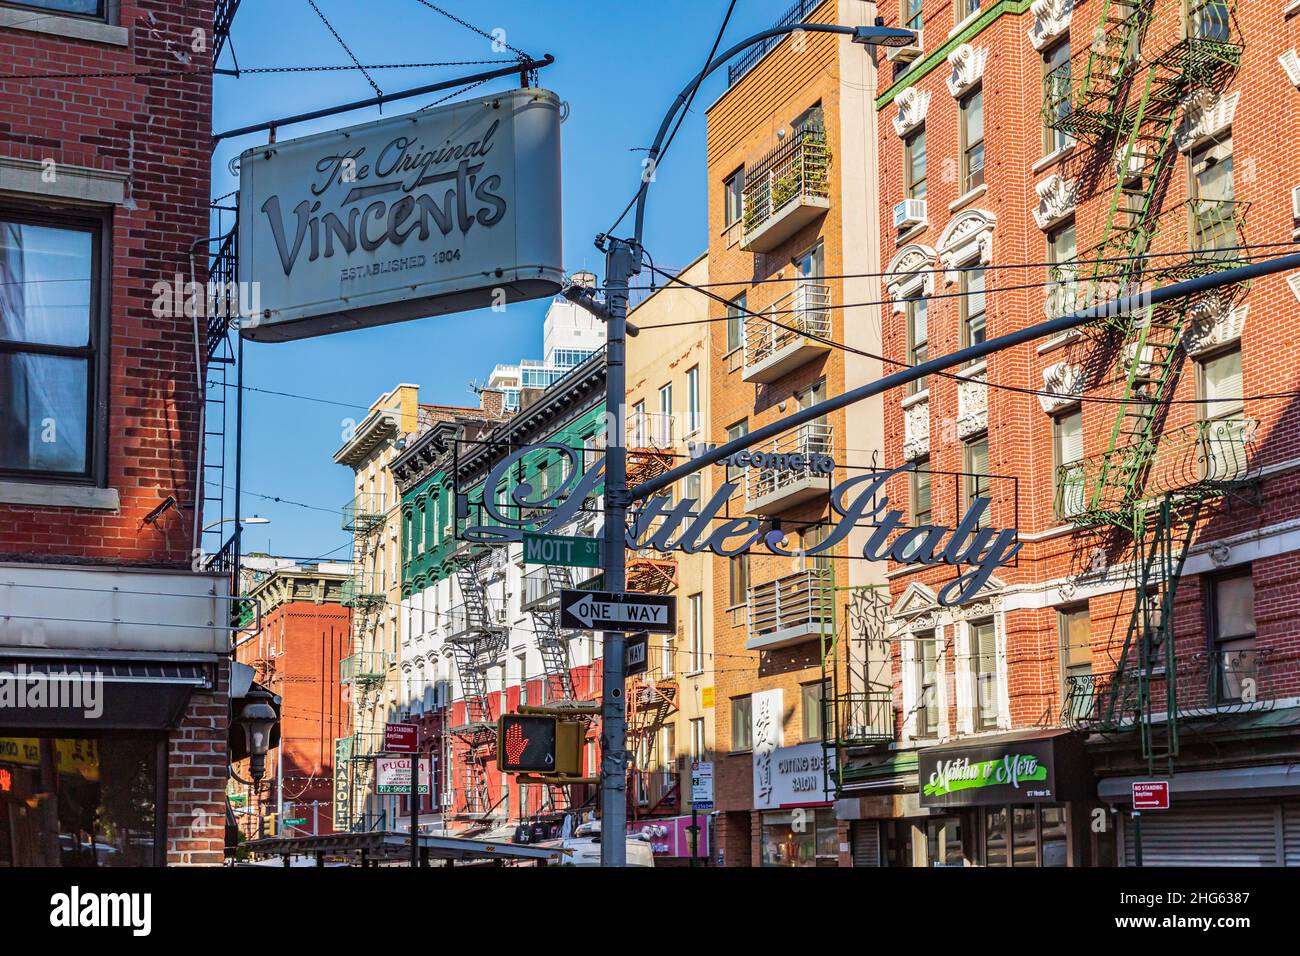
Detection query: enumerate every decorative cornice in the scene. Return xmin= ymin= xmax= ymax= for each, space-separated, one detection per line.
xmin=892 ymin=87 xmax=932 ymax=139
xmin=945 ymin=43 xmax=989 ymax=98
xmin=1038 ymin=362 xmax=1084 ymax=413
xmin=1027 ymin=0 xmax=1073 ymax=50
xmin=1281 ymin=50 xmax=1300 ymax=90
xmin=1185 ymin=299 xmax=1248 ymax=356
xmin=1033 ymin=174 xmax=1077 ymax=231
xmin=1175 ymin=89 xmax=1240 ymax=153
xmin=903 ymin=396 xmax=931 ymax=461
xmin=886 ymin=243 xmax=937 ymax=314
xmin=937 ymin=209 xmax=997 ymax=283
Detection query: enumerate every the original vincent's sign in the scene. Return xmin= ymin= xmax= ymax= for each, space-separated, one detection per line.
xmin=460 ymin=444 xmax=1021 ymax=607
xmin=237 ymin=88 xmax=564 ymax=341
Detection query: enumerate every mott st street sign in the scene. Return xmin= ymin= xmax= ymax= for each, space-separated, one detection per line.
xmin=523 ymin=532 xmax=601 ymax=568
xmin=559 ymin=590 xmax=676 ymax=633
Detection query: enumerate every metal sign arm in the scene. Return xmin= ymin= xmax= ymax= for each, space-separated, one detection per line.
xmin=629 ymin=250 xmax=1300 ymax=503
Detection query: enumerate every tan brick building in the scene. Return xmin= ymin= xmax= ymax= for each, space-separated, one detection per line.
xmin=704 ymin=0 xmax=887 ymax=867
xmin=833 ymin=0 xmax=1300 ymax=867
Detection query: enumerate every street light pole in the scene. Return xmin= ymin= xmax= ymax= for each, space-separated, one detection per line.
xmin=596 ymin=19 xmax=915 ymax=869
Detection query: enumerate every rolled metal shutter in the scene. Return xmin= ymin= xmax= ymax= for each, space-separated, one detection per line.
xmin=1123 ymin=801 xmax=1278 ymax=866
xmin=851 ymin=822 xmax=880 ymax=867
xmin=1283 ymin=801 xmax=1300 ymax=866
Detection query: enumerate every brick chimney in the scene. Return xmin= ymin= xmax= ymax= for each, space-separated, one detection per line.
xmin=479 ymin=387 xmax=504 ymax=418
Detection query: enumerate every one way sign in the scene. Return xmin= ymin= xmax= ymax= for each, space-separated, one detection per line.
xmin=559 ymin=589 xmax=677 ymax=634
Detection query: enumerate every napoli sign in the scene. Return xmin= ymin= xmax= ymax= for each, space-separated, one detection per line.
xmin=462 ymin=444 xmax=1020 ymax=607
xmin=238 ymin=88 xmax=564 ymax=341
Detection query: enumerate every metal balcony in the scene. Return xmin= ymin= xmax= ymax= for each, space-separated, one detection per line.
xmin=832 ymin=690 xmax=895 ymax=748
xmin=741 ymin=127 xmax=830 ymax=252
xmin=628 ymin=410 xmax=676 ymax=451
xmin=743 ymin=283 xmax=832 ymax=383
xmin=340 ymin=651 xmax=386 ymax=686
xmin=340 ymin=572 xmax=386 ymax=609
xmin=444 ymin=601 xmax=506 ymax=642
xmin=746 ymin=568 xmax=834 ymax=652
xmin=521 ymin=567 xmax=559 ymax=610
xmin=342 ymin=493 xmax=386 ymax=533
xmin=744 ymin=422 xmax=834 ymax=514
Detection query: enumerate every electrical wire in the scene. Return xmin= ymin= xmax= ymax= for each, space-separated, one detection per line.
xmin=305 ymin=0 xmax=382 ymax=99
xmin=604 ymin=0 xmax=738 ymax=239
xmin=0 ymin=60 xmax=517 ymax=81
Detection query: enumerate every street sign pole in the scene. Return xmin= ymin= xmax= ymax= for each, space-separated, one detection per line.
xmin=410 ymin=725 xmax=419 ymax=868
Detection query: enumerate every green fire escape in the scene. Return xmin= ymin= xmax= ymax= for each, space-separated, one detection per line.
xmin=1048 ymin=1 xmax=1256 ymax=771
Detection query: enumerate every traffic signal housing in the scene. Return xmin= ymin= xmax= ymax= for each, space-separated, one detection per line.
xmin=497 ymin=713 xmax=584 ymax=777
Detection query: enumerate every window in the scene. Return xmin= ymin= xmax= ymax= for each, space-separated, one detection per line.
xmin=802 ymin=680 xmax=829 ymax=741
xmin=632 ymin=400 xmax=646 ymax=447
xmin=662 ymin=636 xmax=676 ymax=678
xmin=688 ymin=592 xmax=704 ymax=671
xmin=0 ymin=212 xmax=104 ymax=482
xmin=906 ymin=297 xmax=929 ymax=394
xmin=724 ymin=167 xmax=745 ymax=228
xmin=1059 ymin=606 xmax=1092 ymax=721
xmin=1208 ymin=569 xmax=1255 ymax=703
xmin=731 ymin=696 xmax=753 ymax=751
xmin=904 ymin=127 xmax=927 ymax=201
xmin=959 ymin=87 xmax=985 ymax=193
xmin=690 ymin=718 xmax=706 ymax=761
xmin=726 ymin=419 xmax=748 ymax=482
xmin=916 ymin=632 xmax=938 ymax=737
xmin=682 ymin=471 xmax=702 ymax=506
xmin=657 ymin=383 xmax=673 ymax=445
xmin=1054 ymin=407 xmax=1084 ymax=518
xmin=6 ymin=0 xmax=104 ymax=15
xmin=903 ymin=0 xmax=923 ymax=31
xmin=956 ymin=0 xmax=981 ymax=21
xmin=960 ymin=267 xmax=986 ymax=352
xmin=802 ymin=522 xmax=832 ymax=573
xmin=1043 ymin=41 xmax=1072 ymax=154
xmin=1197 ymin=346 xmax=1247 ymax=480
xmin=911 ymin=457 xmax=932 ymax=526
xmin=793 ymin=102 xmax=824 ymax=137
xmin=686 ymin=365 xmax=700 ymax=434
xmin=1047 ymin=221 xmax=1078 ymax=315
xmin=729 ymin=553 xmax=750 ymax=608
xmin=971 ymin=619 xmax=998 ymax=731
xmin=725 ymin=293 xmax=746 ymax=355
xmin=963 ymin=436 xmax=991 ymax=527
xmin=517 ymin=653 xmax=529 ymax=706
xmin=1189 ymin=0 xmax=1230 ymax=42
xmin=1190 ymin=134 xmax=1234 ymax=254
xmin=661 ymin=724 xmax=676 ymax=783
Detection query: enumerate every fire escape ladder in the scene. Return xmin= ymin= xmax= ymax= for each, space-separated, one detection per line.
xmin=1056 ymin=0 xmax=1156 ymax=141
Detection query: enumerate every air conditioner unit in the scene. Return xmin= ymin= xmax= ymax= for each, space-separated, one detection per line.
xmin=893 ymin=198 xmax=927 ymax=229
xmin=886 ymin=29 xmax=923 ymax=62
xmin=386 ymin=652 xmax=398 ymax=667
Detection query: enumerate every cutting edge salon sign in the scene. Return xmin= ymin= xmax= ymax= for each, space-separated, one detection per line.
xmin=917 ymin=734 xmax=1085 ymax=808
xmin=238 ymin=88 xmax=563 ymax=341
xmin=751 ymin=691 xmax=835 ymax=810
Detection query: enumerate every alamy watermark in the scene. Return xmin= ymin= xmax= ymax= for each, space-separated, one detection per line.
xmin=0 ymin=663 xmax=102 ymax=719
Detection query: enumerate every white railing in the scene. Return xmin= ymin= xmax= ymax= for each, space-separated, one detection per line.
xmin=629 ymin=410 xmax=676 ymax=450
xmin=744 ymin=283 xmax=831 ymax=370
xmin=747 ymin=568 xmax=834 ymax=646
xmin=745 ymin=422 xmax=834 ymax=505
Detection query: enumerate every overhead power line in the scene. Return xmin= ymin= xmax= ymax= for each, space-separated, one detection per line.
xmin=0 ymin=60 xmax=518 ymax=81
xmin=305 ymin=0 xmax=382 ymax=98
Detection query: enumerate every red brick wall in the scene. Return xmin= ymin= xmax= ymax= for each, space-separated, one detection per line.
xmin=871 ymin=2 xmax=1300 ymax=735
xmin=0 ymin=0 xmax=216 ymax=567
xmin=167 ymin=658 xmax=229 ymax=866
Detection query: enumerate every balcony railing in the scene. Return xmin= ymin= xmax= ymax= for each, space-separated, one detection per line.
xmin=744 ymin=422 xmax=834 ymax=513
xmin=340 ymin=651 xmax=386 ymax=686
xmin=342 ymin=493 xmax=386 ymax=533
xmin=628 ymin=410 xmax=676 ymax=450
xmin=341 ymin=572 xmax=386 ymax=609
xmin=443 ymin=600 xmax=506 ymax=640
xmin=746 ymin=568 xmax=834 ymax=651
xmin=741 ymin=126 xmax=830 ymax=252
xmin=743 ymin=283 xmax=831 ymax=383
xmin=726 ymin=0 xmax=821 ymax=87
xmin=521 ymin=567 xmax=559 ymax=610
xmin=832 ymin=690 xmax=895 ymax=747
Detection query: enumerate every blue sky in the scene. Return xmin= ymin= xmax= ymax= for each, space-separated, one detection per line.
xmin=212 ymin=0 xmax=777 ymax=560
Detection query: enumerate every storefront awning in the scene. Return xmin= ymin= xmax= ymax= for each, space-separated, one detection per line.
xmin=0 ymin=657 xmax=210 ymax=730
xmin=917 ymin=729 xmax=1092 ymax=809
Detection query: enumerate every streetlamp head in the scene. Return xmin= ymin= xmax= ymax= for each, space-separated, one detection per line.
xmin=851 ymin=24 xmax=919 ymax=47
xmin=241 ymin=516 xmax=271 ymax=526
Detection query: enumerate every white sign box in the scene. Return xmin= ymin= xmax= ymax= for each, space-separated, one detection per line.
xmin=375 ymin=755 xmax=433 ymax=795
xmin=237 ymin=88 xmax=564 ymax=341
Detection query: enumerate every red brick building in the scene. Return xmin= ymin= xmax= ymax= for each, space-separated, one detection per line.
xmin=0 ymin=0 xmax=232 ymax=866
xmin=831 ymin=0 xmax=1300 ymax=866
xmin=232 ymin=562 xmax=351 ymax=839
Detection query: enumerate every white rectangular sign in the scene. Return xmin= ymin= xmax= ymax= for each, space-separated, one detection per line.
xmin=238 ymin=88 xmax=564 ymax=341
xmin=375 ymin=755 xmax=433 ymax=795
xmin=691 ymin=761 xmax=714 ymax=806
xmin=754 ymin=742 xmax=835 ymax=810
xmin=751 ymin=689 xmax=782 ymax=810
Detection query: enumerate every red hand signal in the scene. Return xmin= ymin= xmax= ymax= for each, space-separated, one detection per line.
xmin=505 ymin=722 xmax=529 ymax=764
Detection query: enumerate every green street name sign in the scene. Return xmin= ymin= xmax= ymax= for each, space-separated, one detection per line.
xmin=282 ymin=818 xmax=307 ymax=827
xmin=522 ymin=532 xmax=602 ymax=568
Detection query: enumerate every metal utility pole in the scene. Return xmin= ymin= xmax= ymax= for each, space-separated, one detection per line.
xmin=595 ymin=20 xmax=916 ymax=868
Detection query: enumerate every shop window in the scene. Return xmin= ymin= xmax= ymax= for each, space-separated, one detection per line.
xmin=984 ymin=805 xmax=1009 ymax=866
xmin=0 ymin=212 xmax=106 ymax=483
xmin=0 ymin=735 xmax=162 ymax=867
xmin=731 ymin=695 xmax=753 ymax=751
xmin=760 ymin=807 xmax=838 ymax=867
xmin=1013 ymin=806 xmax=1038 ymax=866
xmin=1207 ymin=568 xmax=1256 ymax=703
xmin=1040 ymin=805 xmax=1068 ymax=867
xmin=970 ymin=619 xmax=998 ymax=731
xmin=926 ymin=817 xmax=966 ymax=867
